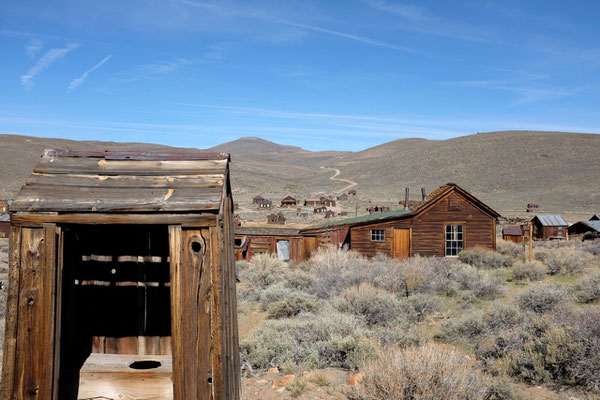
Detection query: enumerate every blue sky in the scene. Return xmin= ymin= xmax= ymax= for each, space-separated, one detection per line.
xmin=1 ymin=1 xmax=599 ymax=151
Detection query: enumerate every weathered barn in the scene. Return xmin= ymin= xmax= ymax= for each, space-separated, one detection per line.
xmin=320 ymin=197 xmax=336 ymax=207
xmin=531 ymin=215 xmax=568 ymax=240
xmin=336 ymin=193 xmax=348 ymax=201
xmin=252 ymin=195 xmax=266 ymax=204
xmin=502 ymin=226 xmax=523 ymax=243
xmin=280 ymin=196 xmax=297 ymax=207
xmin=0 ymin=214 xmax=10 ymax=238
xmin=267 ymin=211 xmax=287 ymax=225
xmin=2 ymin=149 xmax=240 ymax=400
xmin=314 ymin=206 xmax=327 ymax=213
xmin=568 ymin=220 xmax=600 ymax=238
xmin=304 ymin=198 xmax=321 ymax=207
xmin=234 ymin=226 xmax=304 ymax=263
xmin=302 ymin=183 xmax=501 ymax=259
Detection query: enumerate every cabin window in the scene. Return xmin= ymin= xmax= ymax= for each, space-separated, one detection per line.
xmin=371 ymin=229 xmax=385 ymax=242
xmin=276 ymin=240 xmax=290 ymax=261
xmin=445 ymin=224 xmax=463 ymax=256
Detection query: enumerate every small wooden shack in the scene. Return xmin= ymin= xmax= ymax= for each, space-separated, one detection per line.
xmin=280 ymin=196 xmax=297 ymax=208
xmin=314 ymin=206 xmax=327 ymax=214
xmin=256 ymin=199 xmax=272 ymax=209
xmin=0 ymin=214 xmax=10 ymax=238
xmin=0 ymin=199 xmax=9 ymax=214
xmin=336 ymin=193 xmax=348 ymax=201
xmin=267 ymin=211 xmax=287 ymax=225
xmin=2 ymin=149 xmax=240 ymax=400
xmin=531 ymin=215 xmax=568 ymax=240
xmin=234 ymin=226 xmax=304 ymax=263
xmin=320 ymin=197 xmax=336 ymax=207
xmin=252 ymin=195 xmax=266 ymax=204
xmin=348 ymin=189 xmax=356 ymax=196
xmin=304 ymin=198 xmax=321 ymax=207
xmin=568 ymin=220 xmax=600 ymax=238
xmin=502 ymin=226 xmax=523 ymax=243
xmin=302 ymin=183 xmax=500 ymax=259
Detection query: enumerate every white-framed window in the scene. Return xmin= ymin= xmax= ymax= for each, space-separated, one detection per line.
xmin=445 ymin=224 xmax=463 ymax=256
xmin=371 ymin=229 xmax=385 ymax=241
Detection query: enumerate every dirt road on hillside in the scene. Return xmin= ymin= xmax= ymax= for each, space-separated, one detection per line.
xmin=321 ymin=167 xmax=357 ymax=194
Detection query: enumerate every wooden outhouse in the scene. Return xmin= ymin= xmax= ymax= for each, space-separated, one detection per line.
xmin=502 ymin=226 xmax=523 ymax=243
xmin=2 ymin=149 xmax=240 ymax=400
xmin=234 ymin=226 xmax=304 ymax=263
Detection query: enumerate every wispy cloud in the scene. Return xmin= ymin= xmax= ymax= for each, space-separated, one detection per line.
xmin=274 ymin=18 xmax=426 ymax=55
xmin=439 ymin=79 xmax=584 ymax=105
xmin=178 ymin=0 xmax=428 ymax=56
xmin=25 ymin=38 xmax=43 ymax=59
xmin=365 ymin=0 xmax=491 ymax=42
xmin=21 ymin=43 xmax=80 ymax=88
xmin=68 ymin=54 xmax=112 ymax=91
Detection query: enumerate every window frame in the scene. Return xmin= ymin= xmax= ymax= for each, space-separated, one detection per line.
xmin=444 ymin=223 xmax=464 ymax=257
xmin=370 ymin=229 xmax=385 ymax=242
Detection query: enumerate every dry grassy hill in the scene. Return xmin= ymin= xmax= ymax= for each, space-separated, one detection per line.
xmin=0 ymin=131 xmax=598 ymax=222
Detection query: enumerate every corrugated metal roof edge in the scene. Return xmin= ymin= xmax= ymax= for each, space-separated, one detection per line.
xmin=301 ymin=208 xmax=414 ymax=231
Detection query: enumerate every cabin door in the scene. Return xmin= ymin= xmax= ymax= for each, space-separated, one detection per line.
xmin=392 ymin=228 xmax=411 ymax=260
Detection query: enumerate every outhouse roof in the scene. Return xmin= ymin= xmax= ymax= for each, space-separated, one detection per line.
xmin=11 ymin=149 xmax=229 ymax=213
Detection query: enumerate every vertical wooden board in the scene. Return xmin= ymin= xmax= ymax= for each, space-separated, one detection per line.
xmin=183 ymin=228 xmax=213 ymax=399
xmin=210 ymin=227 xmax=224 ymax=399
xmin=52 ymin=226 xmax=63 ymax=400
xmin=1 ymin=226 xmax=22 ymax=400
xmin=168 ymin=225 xmax=183 ymax=400
xmin=13 ymin=225 xmax=58 ymax=399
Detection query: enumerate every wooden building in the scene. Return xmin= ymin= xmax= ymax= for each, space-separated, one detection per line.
xmin=0 ymin=214 xmax=9 ymax=238
xmin=336 ymin=193 xmax=348 ymax=201
xmin=280 ymin=196 xmax=297 ymax=208
xmin=2 ymin=149 xmax=240 ymax=400
xmin=252 ymin=195 xmax=266 ymax=204
xmin=320 ymin=197 xmax=336 ymax=207
xmin=298 ymin=210 xmax=312 ymax=218
xmin=324 ymin=210 xmax=335 ymax=218
xmin=568 ymin=220 xmax=600 ymax=238
xmin=256 ymin=199 xmax=272 ymax=209
xmin=267 ymin=211 xmax=287 ymax=225
xmin=234 ymin=227 xmax=304 ymax=263
xmin=0 ymin=199 xmax=9 ymax=214
xmin=304 ymin=198 xmax=321 ymax=207
xmin=302 ymin=183 xmax=501 ymax=259
xmin=314 ymin=206 xmax=327 ymax=213
xmin=531 ymin=215 xmax=568 ymax=240
xmin=348 ymin=189 xmax=356 ymax=196
xmin=367 ymin=205 xmax=390 ymax=214
xmin=502 ymin=226 xmax=523 ymax=243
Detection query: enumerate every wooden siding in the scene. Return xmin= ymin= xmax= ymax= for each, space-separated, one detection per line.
xmin=350 ymin=192 xmax=495 ymax=257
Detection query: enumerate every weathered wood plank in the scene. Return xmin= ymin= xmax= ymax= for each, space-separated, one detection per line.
xmin=43 ymin=148 xmax=228 ymax=161
xmin=26 ymin=173 xmax=225 ymax=189
xmin=52 ymin=226 xmax=63 ymax=400
xmin=78 ymin=353 xmax=173 ymax=400
xmin=0 ymin=226 xmax=22 ymax=399
xmin=11 ymin=186 xmax=222 ymax=212
xmin=14 ymin=226 xmax=57 ymax=399
xmin=210 ymin=226 xmax=224 ymax=400
xmin=12 ymin=213 xmax=217 ymax=226
xmin=169 ymin=225 xmax=183 ymax=400
xmin=34 ymin=158 xmax=227 ymax=176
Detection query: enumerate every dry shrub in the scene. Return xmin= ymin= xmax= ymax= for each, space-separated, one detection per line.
xmin=534 ymin=247 xmax=588 ymax=275
xmin=574 ymin=271 xmax=600 ymax=303
xmin=517 ymin=283 xmax=571 ymax=314
xmin=454 ymin=264 xmax=506 ymax=300
xmin=349 ymin=344 xmax=493 ymax=400
xmin=399 ymin=293 xmax=442 ymax=323
xmin=459 ymin=247 xmax=513 ymax=269
xmin=240 ymin=308 xmax=374 ymax=370
xmin=238 ymin=253 xmax=287 ymax=289
xmin=267 ymin=292 xmax=320 ymax=319
xmin=496 ymin=239 xmax=523 ymax=259
xmin=512 ymin=260 xmax=547 ymax=281
xmin=331 ymin=283 xmax=401 ymax=326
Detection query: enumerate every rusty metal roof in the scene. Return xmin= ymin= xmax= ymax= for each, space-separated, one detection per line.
xmin=502 ymin=226 xmax=523 ymax=236
xmin=11 ymin=149 xmax=229 ymax=213
xmin=533 ymin=215 xmax=568 ymax=226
